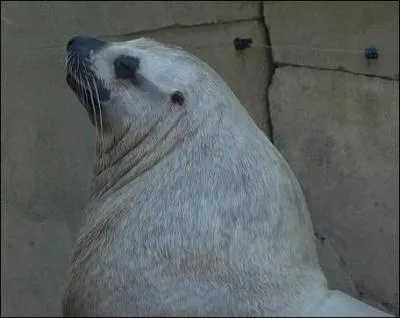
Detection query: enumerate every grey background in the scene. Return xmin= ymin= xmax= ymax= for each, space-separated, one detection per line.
xmin=1 ymin=1 xmax=398 ymax=316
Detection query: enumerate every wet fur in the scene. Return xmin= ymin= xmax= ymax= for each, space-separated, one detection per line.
xmin=63 ymin=38 xmax=329 ymax=316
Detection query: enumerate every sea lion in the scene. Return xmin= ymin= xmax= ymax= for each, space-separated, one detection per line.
xmin=63 ymin=35 xmax=393 ymax=317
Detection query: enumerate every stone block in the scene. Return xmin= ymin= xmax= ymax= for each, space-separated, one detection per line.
xmin=1 ymin=1 xmax=260 ymax=48
xmin=269 ymin=66 xmax=399 ymax=314
xmin=263 ymin=1 xmax=399 ymax=78
xmin=2 ymin=14 xmax=95 ymax=316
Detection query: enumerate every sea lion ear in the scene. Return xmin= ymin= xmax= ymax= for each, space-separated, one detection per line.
xmin=114 ymin=55 xmax=140 ymax=79
xmin=171 ymin=91 xmax=185 ymax=106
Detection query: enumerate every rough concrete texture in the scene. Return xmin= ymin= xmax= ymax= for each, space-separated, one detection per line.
xmin=269 ymin=66 xmax=399 ymax=315
xmin=1 ymin=14 xmax=96 ymax=316
xmin=1 ymin=1 xmax=259 ymax=49
xmin=263 ymin=1 xmax=399 ymax=79
xmin=1 ymin=2 xmax=269 ymax=316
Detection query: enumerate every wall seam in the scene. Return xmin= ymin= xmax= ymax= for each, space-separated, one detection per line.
xmin=275 ymin=63 xmax=399 ymax=81
xmin=259 ymin=1 xmax=276 ymax=143
xmin=100 ymin=17 xmax=260 ymax=40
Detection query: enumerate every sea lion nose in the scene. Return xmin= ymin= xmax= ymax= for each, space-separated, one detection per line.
xmin=66 ymin=35 xmax=106 ymax=56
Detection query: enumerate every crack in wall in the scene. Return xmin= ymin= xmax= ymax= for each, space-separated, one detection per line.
xmin=276 ymin=62 xmax=399 ymax=82
xmin=100 ymin=17 xmax=260 ymax=41
xmin=259 ymin=0 xmax=276 ymax=143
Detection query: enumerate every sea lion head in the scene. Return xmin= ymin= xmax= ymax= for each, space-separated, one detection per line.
xmin=65 ymin=36 xmax=232 ymax=139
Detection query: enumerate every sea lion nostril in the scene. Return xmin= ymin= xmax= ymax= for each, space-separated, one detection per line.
xmin=67 ymin=35 xmax=80 ymax=51
xmin=66 ymin=35 xmax=106 ymax=53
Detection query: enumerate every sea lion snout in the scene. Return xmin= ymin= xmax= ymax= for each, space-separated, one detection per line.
xmin=67 ymin=35 xmax=106 ymax=58
xmin=65 ymin=35 xmax=111 ymax=124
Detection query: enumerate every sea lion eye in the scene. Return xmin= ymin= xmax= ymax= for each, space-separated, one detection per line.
xmin=114 ymin=55 xmax=140 ymax=79
xmin=171 ymin=91 xmax=185 ymax=105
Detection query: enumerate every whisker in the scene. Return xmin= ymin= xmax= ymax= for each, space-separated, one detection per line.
xmin=71 ymin=55 xmax=78 ymax=79
xmin=78 ymin=75 xmax=85 ymax=105
xmin=65 ymin=52 xmax=71 ymax=72
xmin=81 ymin=75 xmax=91 ymax=117
xmin=77 ymin=62 xmax=90 ymax=114
xmin=66 ymin=56 xmax=71 ymax=74
xmin=82 ymin=62 xmax=101 ymax=144
xmin=90 ymin=74 xmax=104 ymax=143
xmin=67 ymin=55 xmax=104 ymax=147
xmin=85 ymin=76 xmax=99 ymax=137
xmin=76 ymin=60 xmax=84 ymax=101
xmin=68 ymin=53 xmax=76 ymax=75
xmin=77 ymin=76 xmax=85 ymax=107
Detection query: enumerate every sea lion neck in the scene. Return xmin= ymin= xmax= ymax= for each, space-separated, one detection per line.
xmin=91 ymin=111 xmax=192 ymax=199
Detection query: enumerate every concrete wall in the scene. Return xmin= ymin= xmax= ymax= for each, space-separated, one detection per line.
xmin=264 ymin=1 xmax=399 ymax=314
xmin=1 ymin=1 xmax=398 ymax=316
